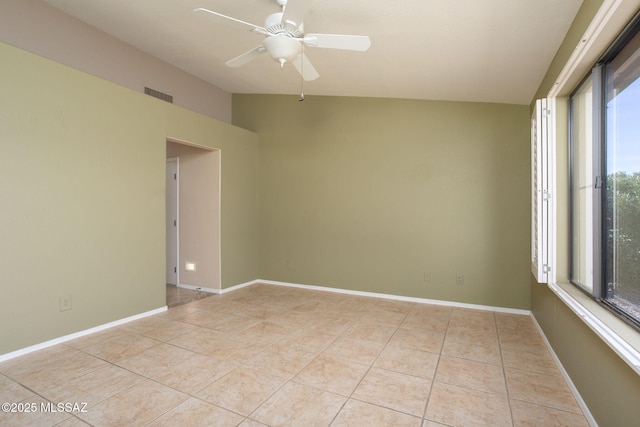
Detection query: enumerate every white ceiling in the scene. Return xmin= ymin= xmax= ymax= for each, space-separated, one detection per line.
xmin=42 ymin=0 xmax=583 ymax=105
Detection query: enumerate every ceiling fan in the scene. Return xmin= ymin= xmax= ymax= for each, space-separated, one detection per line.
xmin=194 ymin=0 xmax=371 ymax=81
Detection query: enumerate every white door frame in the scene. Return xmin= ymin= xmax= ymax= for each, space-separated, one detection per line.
xmin=166 ymin=157 xmax=179 ymax=286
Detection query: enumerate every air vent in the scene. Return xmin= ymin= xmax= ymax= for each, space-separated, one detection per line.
xmin=144 ymin=87 xmax=173 ymax=104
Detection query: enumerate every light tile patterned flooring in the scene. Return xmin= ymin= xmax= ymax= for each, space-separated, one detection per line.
xmin=0 ymin=284 xmax=590 ymax=426
xmin=166 ymin=284 xmax=213 ymax=308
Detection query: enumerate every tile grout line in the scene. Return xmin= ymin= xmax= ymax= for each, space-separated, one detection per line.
xmin=326 ymin=303 xmax=416 ymax=425
xmin=494 ymin=312 xmax=516 ymax=427
xmin=0 ymin=285 xmax=589 ymax=426
xmin=421 ymin=307 xmax=453 ymax=423
xmin=242 ymin=305 xmax=357 ymax=425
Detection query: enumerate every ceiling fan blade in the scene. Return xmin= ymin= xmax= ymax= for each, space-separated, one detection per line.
xmin=194 ymin=8 xmax=267 ymax=34
xmin=292 ymin=53 xmax=319 ymax=81
xmin=226 ymin=46 xmax=267 ymax=67
xmin=303 ymin=34 xmax=371 ymax=51
xmin=281 ymin=0 xmax=312 ymax=31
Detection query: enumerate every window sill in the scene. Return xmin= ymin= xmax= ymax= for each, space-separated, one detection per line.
xmin=548 ymin=282 xmax=640 ymax=376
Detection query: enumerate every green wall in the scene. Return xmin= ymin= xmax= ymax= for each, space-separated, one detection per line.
xmin=532 ymin=284 xmax=640 ymax=426
xmin=530 ymin=0 xmax=640 ymax=425
xmin=0 ymin=42 xmax=258 ymax=355
xmin=233 ymin=95 xmax=530 ymax=309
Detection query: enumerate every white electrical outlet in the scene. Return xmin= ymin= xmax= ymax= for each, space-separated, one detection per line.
xmin=185 ymin=262 xmax=196 ymax=271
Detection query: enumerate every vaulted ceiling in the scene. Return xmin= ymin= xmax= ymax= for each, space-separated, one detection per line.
xmin=43 ymin=0 xmax=583 ymax=104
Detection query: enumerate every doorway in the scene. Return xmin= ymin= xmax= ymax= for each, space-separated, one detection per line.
xmin=166 ymin=157 xmax=178 ymax=286
xmin=165 ymin=139 xmax=221 ymax=307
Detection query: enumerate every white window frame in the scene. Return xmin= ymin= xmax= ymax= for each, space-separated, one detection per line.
xmin=540 ymin=0 xmax=640 ymax=376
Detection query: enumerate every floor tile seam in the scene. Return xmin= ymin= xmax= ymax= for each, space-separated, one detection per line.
xmin=417 ymin=312 xmax=451 ymax=421
xmin=238 ymin=342 xmax=323 ymax=381
xmin=497 ymin=334 xmax=546 ymax=345
xmin=325 ymin=323 xmax=405 ymax=425
xmin=493 ymin=311 xmax=516 ymax=427
xmin=340 ymin=311 xmax=411 ymax=345
xmin=497 ymin=331 xmax=542 ymax=341
xmin=169 ymin=322 xmax=240 ymax=341
xmin=258 ymin=327 xmax=333 ymax=354
xmin=500 ymin=363 xmax=563 ymax=377
xmin=12 ymin=368 xmax=145 ymax=425
xmin=0 ymin=355 xmax=76 ymax=381
xmin=160 ymin=338 xmax=224 ymax=359
xmin=238 ymin=333 xmax=305 ymax=353
xmin=266 ymin=318 xmax=344 ymax=357
xmin=114 ymin=346 xmax=202 ymax=378
xmin=65 ymin=414 xmax=88 ymax=425
xmin=163 ymin=394 xmax=253 ymax=425
xmin=443 ymin=327 xmax=499 ymax=339
xmin=41 ymin=347 xmax=134 ymax=386
xmin=429 ymin=376 xmax=508 ymax=398
xmin=396 ymin=327 xmax=448 ymax=338
xmin=331 ymin=332 xmax=394 ymax=348
xmin=502 ymin=365 xmax=565 ymax=379
xmin=438 ymin=351 xmax=502 ymax=366
xmin=499 ymin=345 xmax=551 ymax=358
xmin=33 ymin=350 xmax=145 ymax=393
xmin=0 ymin=402 xmax=77 ymax=425
xmin=314 ymin=350 xmax=378 ymax=370
xmin=165 ymin=307 xmax=210 ymax=318
xmin=385 ymin=340 xmax=444 ymax=356
xmin=507 ymin=396 xmax=587 ymax=416
xmin=123 ymin=339 xmax=201 ymax=362
xmin=179 ymin=367 xmax=240 ymax=398
xmin=438 ymin=353 xmax=505 ymax=368
xmin=120 ymin=375 xmax=196 ymax=415
xmin=128 ymin=391 xmax=193 ymax=427
xmin=1 ymin=376 xmax=66 ymax=410
xmin=49 ymin=335 xmax=119 ymax=353
xmin=338 ymin=396 xmax=426 ymax=422
xmin=245 ymin=377 xmax=338 ymax=424
xmin=174 ymin=359 xmax=239 ymax=398
xmin=82 ymin=330 xmax=163 ymax=350
xmin=78 ymin=342 xmax=163 ymax=366
xmin=495 ymin=323 xmax=540 ymax=331
xmin=79 ymin=363 xmax=180 ymax=406
xmin=498 ymin=338 xmax=551 ymax=349
xmin=370 ymin=364 xmax=436 ymax=382
xmin=505 ymin=390 xmax=585 ymax=418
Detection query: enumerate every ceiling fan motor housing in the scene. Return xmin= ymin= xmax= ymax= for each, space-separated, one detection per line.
xmin=263 ymin=12 xmax=304 ymax=65
xmin=264 ymin=12 xmax=304 ymax=36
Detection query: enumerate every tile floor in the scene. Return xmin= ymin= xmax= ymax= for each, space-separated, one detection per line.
xmin=0 ymin=283 xmax=590 ymax=426
xmin=166 ymin=284 xmax=213 ymax=308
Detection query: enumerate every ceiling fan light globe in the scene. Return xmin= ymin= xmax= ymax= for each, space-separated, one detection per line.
xmin=263 ymin=36 xmax=302 ymax=64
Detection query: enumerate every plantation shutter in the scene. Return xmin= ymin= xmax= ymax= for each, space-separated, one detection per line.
xmin=531 ymin=98 xmax=554 ymax=283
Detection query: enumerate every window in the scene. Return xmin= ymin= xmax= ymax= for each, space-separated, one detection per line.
xmin=570 ymin=13 xmax=640 ymax=327
xmin=570 ymin=75 xmax=595 ymax=294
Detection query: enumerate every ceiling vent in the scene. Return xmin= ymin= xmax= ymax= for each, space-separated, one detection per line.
xmin=144 ymin=87 xmax=173 ymax=104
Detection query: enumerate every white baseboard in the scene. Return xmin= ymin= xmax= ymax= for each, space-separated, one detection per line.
xmin=530 ymin=315 xmax=598 ymax=427
xmin=256 ymin=279 xmax=530 ymax=315
xmin=220 ymin=279 xmax=261 ymax=294
xmin=0 ymin=306 xmax=167 ymax=363
xmin=177 ymin=283 xmax=219 ymax=294
xmin=0 ymin=279 xmax=530 ymax=363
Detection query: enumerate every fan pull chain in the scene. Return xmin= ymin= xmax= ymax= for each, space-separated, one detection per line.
xmin=299 ymin=45 xmax=305 ymax=101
